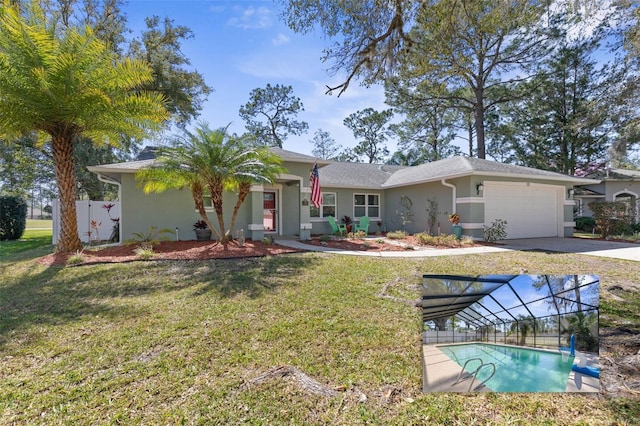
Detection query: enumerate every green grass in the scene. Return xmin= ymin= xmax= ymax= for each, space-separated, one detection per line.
xmin=0 ymin=228 xmax=54 ymax=260
xmin=1 ymin=245 xmax=640 ymax=424
xmin=26 ymin=219 xmax=53 ymax=229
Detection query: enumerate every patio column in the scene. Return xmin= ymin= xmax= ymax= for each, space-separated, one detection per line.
xmin=300 ymin=186 xmax=312 ymax=240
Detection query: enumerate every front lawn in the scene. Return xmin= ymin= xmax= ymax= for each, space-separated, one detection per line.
xmin=0 ymin=228 xmax=53 ymax=260
xmin=1 ymin=244 xmax=639 ymax=424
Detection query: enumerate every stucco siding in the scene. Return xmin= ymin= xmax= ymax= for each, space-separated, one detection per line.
xmin=121 ymin=174 xmax=255 ymax=242
xmin=281 ymin=183 xmax=301 ymax=236
xmin=604 ymin=181 xmax=640 ymax=200
xmin=384 ymin=184 xmax=454 ymax=235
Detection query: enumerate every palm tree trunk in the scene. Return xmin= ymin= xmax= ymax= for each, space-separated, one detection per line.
xmin=227 ymin=182 xmax=251 ymax=243
xmin=208 ymin=179 xmax=228 ymax=248
xmin=52 ymin=132 xmax=82 ymax=252
xmin=191 ymin=181 xmax=220 ymax=240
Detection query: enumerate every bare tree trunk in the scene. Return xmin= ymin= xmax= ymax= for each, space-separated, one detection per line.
xmin=474 ymin=89 xmax=486 ymax=159
xmin=573 ymin=275 xmax=582 ymax=312
xmin=52 ymin=132 xmax=82 ymax=252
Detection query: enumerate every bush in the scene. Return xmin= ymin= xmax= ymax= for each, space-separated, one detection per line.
xmin=574 ymin=216 xmax=596 ymax=232
xmin=415 ymin=233 xmax=457 ymax=247
xmin=484 ymin=219 xmax=508 ymax=243
xmin=319 ymin=234 xmax=332 ymax=242
xmin=386 ymin=230 xmax=407 ymax=239
xmin=348 ymin=230 xmax=367 ymax=240
xmin=66 ymin=250 xmax=85 ymax=265
xmin=0 ymin=195 xmax=27 ymax=241
xmin=589 ymin=201 xmax=630 ymax=239
xmin=134 ymin=245 xmax=155 ymax=260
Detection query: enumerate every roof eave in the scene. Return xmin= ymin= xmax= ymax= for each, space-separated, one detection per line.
xmin=382 ymin=170 xmax=600 ymax=188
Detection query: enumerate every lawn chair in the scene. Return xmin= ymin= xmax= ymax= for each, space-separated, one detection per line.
xmin=327 ymin=216 xmax=347 ymax=236
xmin=353 ymin=216 xmax=370 ymax=234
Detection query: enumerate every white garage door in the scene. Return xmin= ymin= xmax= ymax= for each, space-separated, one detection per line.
xmin=484 ymin=182 xmax=562 ymax=239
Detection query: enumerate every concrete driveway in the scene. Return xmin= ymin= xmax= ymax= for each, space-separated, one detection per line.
xmin=502 ymin=237 xmax=640 ymax=262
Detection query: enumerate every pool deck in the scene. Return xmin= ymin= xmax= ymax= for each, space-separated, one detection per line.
xmin=422 ymin=345 xmax=491 ymax=392
xmin=422 ymin=344 xmax=600 ymax=393
xmin=565 ymin=351 xmax=600 ymax=393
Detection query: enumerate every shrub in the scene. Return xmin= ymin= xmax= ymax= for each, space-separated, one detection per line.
xmin=0 ymin=195 xmax=27 ymax=241
xmin=484 ymin=219 xmax=508 ymax=243
xmin=574 ymin=216 xmax=596 ymax=232
xmin=386 ymin=230 xmax=407 ymax=239
xmin=128 ymin=226 xmax=174 ymax=245
xmin=348 ymin=230 xmax=367 ymax=240
xmin=134 ymin=245 xmax=155 ymax=260
xmin=414 ymin=233 xmax=468 ymax=248
xmin=66 ymin=250 xmax=85 ymax=265
xmin=319 ymin=234 xmax=332 ymax=242
xmin=589 ymin=201 xmax=630 ymax=239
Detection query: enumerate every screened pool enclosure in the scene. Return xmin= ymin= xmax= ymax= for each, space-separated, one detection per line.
xmin=422 ymin=275 xmax=599 ymax=352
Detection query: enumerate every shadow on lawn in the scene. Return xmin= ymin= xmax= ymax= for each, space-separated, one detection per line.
xmin=191 ymin=254 xmax=320 ymax=299
xmin=0 ymin=254 xmax=319 ymax=347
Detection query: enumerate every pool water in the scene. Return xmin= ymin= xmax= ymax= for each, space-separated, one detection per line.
xmin=439 ymin=343 xmax=574 ymax=392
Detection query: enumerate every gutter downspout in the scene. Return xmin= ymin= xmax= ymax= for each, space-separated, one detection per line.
xmin=96 ymin=174 xmax=122 ymax=244
xmin=441 ymin=179 xmax=456 ymax=214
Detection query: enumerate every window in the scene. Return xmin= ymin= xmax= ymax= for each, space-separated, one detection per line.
xmin=310 ymin=192 xmax=336 ymax=218
xmin=202 ymin=191 xmax=214 ymax=211
xmin=354 ymin=193 xmax=380 ymax=218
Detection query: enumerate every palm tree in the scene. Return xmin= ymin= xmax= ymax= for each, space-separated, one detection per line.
xmin=0 ymin=4 xmax=167 ymax=252
xmin=136 ymin=122 xmax=285 ymax=248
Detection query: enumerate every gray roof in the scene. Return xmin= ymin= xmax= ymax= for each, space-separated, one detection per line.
xmin=88 ymin=147 xmax=329 ymax=174
xmin=588 ymin=167 xmax=640 ymax=181
xmin=88 ymin=152 xmax=597 ymax=187
xmin=270 ymin=147 xmax=331 ymax=165
xmin=382 ymin=156 xmax=596 ymax=188
xmin=87 ymin=159 xmax=155 ymax=174
xmin=574 ymin=187 xmax=604 ymax=197
xmin=318 ymin=162 xmax=407 ymax=189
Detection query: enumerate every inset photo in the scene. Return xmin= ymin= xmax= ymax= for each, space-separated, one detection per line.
xmin=421 ymin=274 xmax=599 ymax=393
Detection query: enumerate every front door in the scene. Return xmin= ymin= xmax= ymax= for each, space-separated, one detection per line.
xmin=263 ymin=191 xmax=277 ymax=233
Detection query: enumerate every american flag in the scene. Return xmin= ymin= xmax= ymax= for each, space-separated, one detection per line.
xmin=310 ymin=163 xmax=321 ymax=208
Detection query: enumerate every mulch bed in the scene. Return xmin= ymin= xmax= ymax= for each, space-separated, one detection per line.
xmin=37 ymin=239 xmax=305 ymax=267
xmin=36 ymin=235 xmax=489 ymax=267
xmin=304 ymin=235 xmax=480 ymax=251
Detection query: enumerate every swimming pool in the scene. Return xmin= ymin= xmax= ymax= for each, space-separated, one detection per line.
xmin=439 ymin=343 xmax=574 ymax=392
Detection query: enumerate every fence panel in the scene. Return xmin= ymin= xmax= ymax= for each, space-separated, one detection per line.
xmin=52 ymin=200 xmax=120 ymax=244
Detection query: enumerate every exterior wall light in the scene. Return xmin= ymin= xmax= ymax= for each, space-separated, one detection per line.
xmin=476 ymin=182 xmax=484 ymax=195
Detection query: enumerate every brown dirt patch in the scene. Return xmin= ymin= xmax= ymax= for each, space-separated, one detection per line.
xmin=37 ymin=239 xmax=304 ymax=267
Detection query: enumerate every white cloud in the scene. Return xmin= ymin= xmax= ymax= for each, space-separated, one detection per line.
xmin=227 ymin=6 xmax=272 ymax=30
xmin=272 ymin=33 xmax=290 ymax=46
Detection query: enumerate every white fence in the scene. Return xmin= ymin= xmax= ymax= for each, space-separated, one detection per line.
xmin=52 ymin=200 xmax=120 ymax=244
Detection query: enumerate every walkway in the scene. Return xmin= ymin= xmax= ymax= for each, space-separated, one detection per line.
xmin=276 ymin=237 xmax=639 ymax=261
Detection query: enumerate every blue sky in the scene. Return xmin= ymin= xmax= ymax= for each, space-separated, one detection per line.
xmin=125 ymin=0 xmax=391 ymax=156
